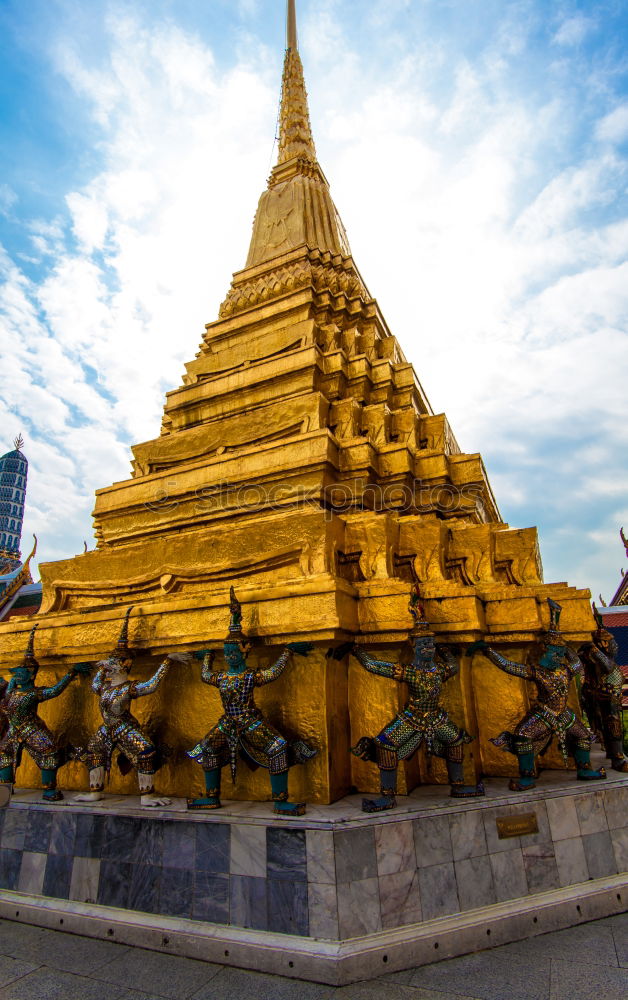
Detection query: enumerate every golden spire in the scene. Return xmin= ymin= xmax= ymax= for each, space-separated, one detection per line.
xmin=287 ymin=0 xmax=297 ymax=50
xmin=242 ymin=0 xmax=352 ymax=271
xmin=277 ymin=1 xmax=316 ymax=166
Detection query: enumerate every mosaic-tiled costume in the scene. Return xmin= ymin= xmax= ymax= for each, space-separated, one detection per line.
xmin=76 ymin=606 xmax=189 ymax=807
xmin=187 ymin=587 xmax=316 ymax=816
xmin=350 ymin=587 xmax=484 ymax=812
xmin=580 ymin=606 xmax=628 ymax=773
xmin=470 ymin=599 xmax=607 ymax=790
xmin=0 ymin=625 xmax=87 ymax=801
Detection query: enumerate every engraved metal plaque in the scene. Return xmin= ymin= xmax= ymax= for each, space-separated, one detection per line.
xmin=496 ymin=813 xmax=539 ymax=839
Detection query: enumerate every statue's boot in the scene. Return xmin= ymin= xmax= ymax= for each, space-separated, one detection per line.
xmin=187 ymin=768 xmax=222 ymax=809
xmin=509 ymin=751 xmax=536 ymax=791
xmin=607 ymin=725 xmax=628 ymax=772
xmin=574 ymin=748 xmax=606 ymax=780
xmin=447 ymin=760 xmax=485 ymax=798
xmin=271 ymin=772 xmax=305 ymax=816
xmin=41 ymin=767 xmax=63 ymax=802
xmin=362 ymin=767 xmax=397 ymax=813
xmin=0 ymin=766 xmax=14 ymax=795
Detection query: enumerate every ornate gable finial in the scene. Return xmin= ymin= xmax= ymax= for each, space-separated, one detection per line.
xmin=621 ymin=526 xmax=628 ymax=558
xmin=13 ymin=434 xmax=24 ymax=452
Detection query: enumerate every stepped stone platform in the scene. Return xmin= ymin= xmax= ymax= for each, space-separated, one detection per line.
xmin=0 ymin=756 xmax=626 ymax=985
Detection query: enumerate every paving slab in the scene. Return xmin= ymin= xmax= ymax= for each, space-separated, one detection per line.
xmin=409 ymin=950 xmax=552 ymax=1000
xmin=0 ymin=967 xmax=128 ymax=1000
xmin=337 ymin=981 xmax=481 ymax=999
xmin=91 ymin=947 xmax=222 ymax=999
xmin=190 ymin=966 xmax=334 ymax=1000
xmin=549 ymin=957 xmax=628 ymax=1000
xmin=0 ymin=957 xmax=39 ymax=991
xmin=493 ymin=921 xmax=620 ymax=968
xmin=0 ymin=920 xmax=131 ymax=975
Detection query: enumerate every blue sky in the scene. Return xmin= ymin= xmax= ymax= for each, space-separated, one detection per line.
xmin=0 ymin=0 xmax=627 ymax=604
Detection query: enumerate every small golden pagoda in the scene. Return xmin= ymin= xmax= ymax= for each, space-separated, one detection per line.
xmin=0 ymin=1 xmax=595 ymax=803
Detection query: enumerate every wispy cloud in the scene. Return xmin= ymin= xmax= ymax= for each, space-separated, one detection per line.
xmin=0 ymin=0 xmax=626 ymax=604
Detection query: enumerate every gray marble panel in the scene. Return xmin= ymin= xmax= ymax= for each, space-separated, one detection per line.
xmin=308 ymin=881 xmax=339 ymax=939
xmin=267 ymin=827 xmax=306 ymax=881
xmin=192 ymin=872 xmax=229 ymax=924
xmin=482 ymin=807 xmax=521 ymax=854
xmin=49 ymin=812 xmax=77 ymax=856
xmin=23 ymin=811 xmax=52 ymax=854
xmin=162 ymin=820 xmax=196 ymax=870
xmin=127 ymin=862 xmax=161 ymax=914
xmin=418 ymin=862 xmax=459 ymax=920
xmin=518 ymin=799 xmax=552 ymax=848
xmin=582 ymin=830 xmax=617 ymax=879
xmin=129 ymin=821 xmax=163 ymax=867
xmin=17 ymin=851 xmax=47 ymax=895
xmin=522 ymin=843 xmax=560 ymax=894
xmin=554 ymin=836 xmax=589 ymax=887
xmin=159 ymin=866 xmax=192 ymax=918
xmin=449 ymin=810 xmax=488 ymax=861
xmin=337 ymin=877 xmax=382 ymax=938
xmin=374 ymin=820 xmax=416 ymax=876
xmin=413 ymin=813 xmax=453 ymax=867
xmin=610 ymin=826 xmax=628 ymax=873
xmin=379 ymin=869 xmax=422 ymax=929
xmin=267 ymin=878 xmax=309 ymax=937
xmin=69 ymin=857 xmax=100 ymax=904
xmin=1 ymin=810 xmax=27 ymax=850
xmin=334 ymin=827 xmax=377 ymax=883
xmin=43 ymin=853 xmax=73 ymax=899
xmin=546 ymin=795 xmax=580 ymax=842
xmin=230 ymin=824 xmax=265 ymax=877
xmin=575 ymin=789 xmax=608 ymax=835
xmin=306 ymin=829 xmax=335 ymax=884
xmin=101 ymin=815 xmax=141 ymax=859
xmin=97 ymin=860 xmax=132 ymax=909
xmin=604 ymin=787 xmax=627 ymax=830
xmin=490 ymin=846 xmax=528 ymax=902
xmin=0 ymin=849 xmax=22 ymax=891
xmin=230 ymin=875 xmax=268 ymax=931
xmin=195 ymin=822 xmax=230 ymax=875
xmin=73 ymin=813 xmax=105 ymax=859
xmin=455 ymin=855 xmax=496 ymax=911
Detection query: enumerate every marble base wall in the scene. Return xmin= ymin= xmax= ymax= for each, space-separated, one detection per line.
xmin=0 ymin=777 xmax=626 ymax=982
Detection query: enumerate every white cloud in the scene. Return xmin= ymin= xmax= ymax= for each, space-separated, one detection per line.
xmin=596 ymin=103 xmax=628 ymax=145
xmin=553 ymin=15 xmax=595 ymax=47
xmin=1 ymin=0 xmax=627 ymax=606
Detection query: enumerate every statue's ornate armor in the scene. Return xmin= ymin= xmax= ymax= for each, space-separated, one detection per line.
xmin=85 ymin=660 xmax=170 ymax=775
xmin=485 ymin=648 xmax=591 ymax=762
xmin=188 ymin=650 xmax=292 ymax=778
xmin=352 ymin=646 xmax=472 ymax=765
xmin=581 ymin=634 xmax=627 ymax=767
xmin=0 ymin=675 xmax=76 ymax=772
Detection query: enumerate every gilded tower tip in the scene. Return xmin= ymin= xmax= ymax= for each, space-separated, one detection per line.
xmin=287 ymin=0 xmax=298 ymax=51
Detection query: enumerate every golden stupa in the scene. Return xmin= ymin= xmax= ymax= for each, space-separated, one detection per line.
xmin=0 ymin=1 xmax=595 ymax=803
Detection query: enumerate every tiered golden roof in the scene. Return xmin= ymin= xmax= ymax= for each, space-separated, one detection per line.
xmin=0 ymin=1 xmax=595 ymax=802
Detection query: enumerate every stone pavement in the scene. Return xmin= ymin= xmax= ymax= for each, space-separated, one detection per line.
xmin=0 ymin=913 xmax=625 ymax=1000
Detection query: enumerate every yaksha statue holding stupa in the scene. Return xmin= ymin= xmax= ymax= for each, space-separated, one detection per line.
xmin=348 ymin=585 xmax=484 ymax=811
xmin=0 ymin=625 xmax=89 ymax=801
xmin=75 ymin=608 xmax=192 ymax=807
xmin=469 ymin=599 xmax=607 ymax=790
xmin=187 ymin=588 xmax=317 ymax=815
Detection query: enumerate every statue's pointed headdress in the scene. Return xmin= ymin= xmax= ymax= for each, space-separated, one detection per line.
xmin=112 ymin=606 xmax=135 ymax=659
xmin=592 ymin=601 xmax=614 ymax=647
xmin=408 ymin=583 xmax=435 ymax=641
xmin=541 ymin=598 xmax=563 ymax=645
xmin=224 ymin=587 xmax=249 ymax=650
xmin=10 ymin=623 xmax=39 ymax=674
